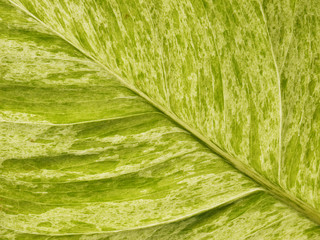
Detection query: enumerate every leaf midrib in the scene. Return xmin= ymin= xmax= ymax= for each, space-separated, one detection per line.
xmin=8 ymin=0 xmax=320 ymax=226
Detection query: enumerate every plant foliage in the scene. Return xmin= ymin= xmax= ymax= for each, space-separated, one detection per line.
xmin=1 ymin=0 xmax=320 ymax=239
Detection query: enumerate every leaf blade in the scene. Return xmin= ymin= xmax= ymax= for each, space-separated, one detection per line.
xmin=1 ymin=0 xmax=320 ymax=238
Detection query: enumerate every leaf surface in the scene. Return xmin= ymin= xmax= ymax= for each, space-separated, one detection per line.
xmin=1 ymin=0 xmax=320 ymax=239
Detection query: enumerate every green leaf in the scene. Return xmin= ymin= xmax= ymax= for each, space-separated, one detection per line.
xmin=1 ymin=0 xmax=320 ymax=239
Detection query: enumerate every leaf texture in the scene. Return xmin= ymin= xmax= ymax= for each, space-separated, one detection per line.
xmin=7 ymin=0 xmax=320 ymax=211
xmin=1 ymin=0 xmax=320 ymax=239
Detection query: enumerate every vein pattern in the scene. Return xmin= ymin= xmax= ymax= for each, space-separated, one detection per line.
xmin=1 ymin=0 xmax=320 ymax=239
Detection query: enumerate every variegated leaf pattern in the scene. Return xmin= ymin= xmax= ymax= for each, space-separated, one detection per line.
xmin=1 ymin=0 xmax=320 ymax=239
